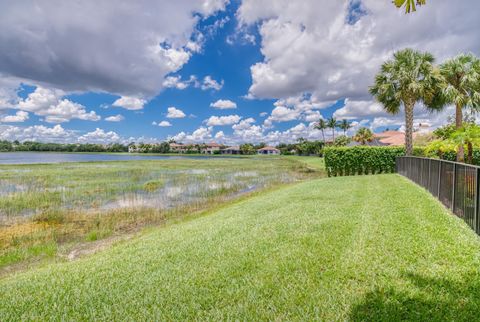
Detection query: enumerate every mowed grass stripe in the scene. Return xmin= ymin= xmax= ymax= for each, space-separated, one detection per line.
xmin=1 ymin=174 xmax=480 ymax=320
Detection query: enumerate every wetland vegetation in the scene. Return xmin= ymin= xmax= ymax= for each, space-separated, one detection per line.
xmin=0 ymin=156 xmax=322 ymax=272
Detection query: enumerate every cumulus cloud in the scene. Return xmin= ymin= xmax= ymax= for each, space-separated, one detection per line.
xmin=105 ymin=114 xmax=125 ymax=122
xmin=333 ymin=99 xmax=385 ymax=120
xmin=210 ymin=99 xmax=237 ymax=109
xmin=0 ymin=111 xmax=29 ymax=123
xmin=162 ymin=75 xmax=199 ymax=90
xmin=166 ymin=107 xmax=186 ymax=119
xmin=17 ymin=87 xmax=100 ymax=123
xmin=0 ymin=124 xmax=76 ymax=142
xmin=112 ymin=96 xmax=146 ymax=110
xmin=201 ymin=76 xmax=224 ymax=91
xmin=169 ymin=126 xmax=213 ymax=143
xmin=0 ymin=1 xmax=228 ymax=97
xmin=238 ymin=0 xmax=480 ymax=108
xmin=205 ymin=115 xmax=241 ymax=126
xmin=78 ymin=128 xmax=120 ymax=143
xmin=157 ymin=121 xmax=172 ymax=127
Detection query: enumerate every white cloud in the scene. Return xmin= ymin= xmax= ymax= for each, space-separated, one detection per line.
xmin=205 ymin=115 xmax=241 ymax=126
xmin=18 ymin=87 xmax=100 ymax=123
xmin=157 ymin=121 xmax=172 ymax=127
xmin=166 ymin=107 xmax=186 ymax=118
xmin=0 ymin=1 xmax=228 ymax=97
xmin=214 ymin=131 xmax=225 ymax=140
xmin=78 ymin=128 xmax=120 ymax=143
xmin=162 ymin=75 xmax=198 ymax=90
xmin=112 ymin=96 xmax=146 ymax=110
xmin=201 ymin=76 xmax=224 ymax=91
xmin=210 ymin=99 xmax=237 ymax=109
xmin=105 ymin=114 xmax=125 ymax=122
xmin=169 ymin=126 xmax=213 ymax=143
xmin=0 ymin=111 xmax=28 ymax=123
xmin=238 ymin=0 xmax=480 ymax=106
xmin=0 ymin=124 xmax=76 ymax=142
xmin=333 ymin=99 xmax=385 ymax=120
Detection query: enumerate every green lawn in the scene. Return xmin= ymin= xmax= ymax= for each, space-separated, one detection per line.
xmin=285 ymin=155 xmax=325 ymax=170
xmin=1 ymin=174 xmax=480 ymax=320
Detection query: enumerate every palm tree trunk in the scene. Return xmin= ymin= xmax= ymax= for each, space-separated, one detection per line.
xmin=321 ymin=130 xmax=325 ymax=143
xmin=455 ymin=103 xmax=464 ymax=162
xmin=332 ymin=129 xmax=335 ymax=142
xmin=467 ymin=142 xmax=473 ymax=164
xmin=404 ymin=102 xmax=414 ymax=156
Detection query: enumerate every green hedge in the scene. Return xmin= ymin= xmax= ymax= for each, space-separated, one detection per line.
xmin=324 ymin=146 xmax=405 ymax=176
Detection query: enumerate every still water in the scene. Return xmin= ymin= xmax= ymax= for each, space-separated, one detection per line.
xmin=0 ymin=152 xmax=218 ymax=164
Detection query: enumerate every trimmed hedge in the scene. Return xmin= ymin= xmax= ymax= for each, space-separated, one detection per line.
xmin=324 ymin=146 xmax=405 ymax=176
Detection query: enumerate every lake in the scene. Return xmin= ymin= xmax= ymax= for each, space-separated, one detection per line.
xmin=0 ymin=152 xmax=218 ymax=164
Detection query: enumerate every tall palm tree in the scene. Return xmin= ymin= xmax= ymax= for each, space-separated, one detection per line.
xmin=440 ymin=54 xmax=480 ymax=162
xmin=369 ymin=48 xmax=444 ymax=155
xmin=394 ymin=0 xmax=426 ymax=13
xmin=314 ymin=119 xmax=327 ymax=143
xmin=327 ymin=117 xmax=338 ymax=142
xmin=338 ymin=119 xmax=352 ymax=136
xmin=353 ymin=127 xmax=374 ymax=145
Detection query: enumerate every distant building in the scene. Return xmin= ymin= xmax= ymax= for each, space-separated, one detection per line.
xmin=169 ymin=143 xmax=188 ymax=153
xmin=201 ymin=143 xmax=222 ymax=154
xmin=221 ymin=146 xmax=241 ymax=155
xmin=257 ymin=146 xmax=280 ymax=155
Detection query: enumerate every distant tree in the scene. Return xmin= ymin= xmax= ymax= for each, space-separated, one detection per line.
xmin=240 ymin=143 xmax=256 ymax=155
xmin=327 ymin=117 xmax=338 ymax=142
xmin=333 ymin=135 xmax=351 ymax=147
xmin=314 ymin=119 xmax=328 ymax=142
xmin=370 ymin=48 xmax=444 ymax=155
xmin=353 ymin=128 xmax=374 ymax=145
xmin=338 ymin=119 xmax=352 ymax=136
xmin=394 ymin=0 xmax=426 ymax=13
xmin=440 ymin=54 xmax=480 ymax=162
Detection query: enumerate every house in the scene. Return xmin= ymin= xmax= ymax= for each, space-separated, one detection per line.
xmin=374 ymin=129 xmax=432 ymax=146
xmin=169 ymin=143 xmax=188 ymax=153
xmin=257 ymin=146 xmax=280 ymax=155
xmin=374 ymin=130 xmax=406 ymax=146
xmin=221 ymin=145 xmax=241 ymax=155
xmin=201 ymin=143 xmax=222 ymax=154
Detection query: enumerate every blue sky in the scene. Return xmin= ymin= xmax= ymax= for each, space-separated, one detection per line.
xmin=0 ymin=0 xmax=479 ymax=144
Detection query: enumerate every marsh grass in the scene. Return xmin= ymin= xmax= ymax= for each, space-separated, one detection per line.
xmin=0 ymin=157 xmax=322 ymax=270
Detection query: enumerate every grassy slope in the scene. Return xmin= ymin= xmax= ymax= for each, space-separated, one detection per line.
xmin=284 ymin=155 xmax=325 ymax=171
xmin=1 ymin=174 xmax=480 ymax=320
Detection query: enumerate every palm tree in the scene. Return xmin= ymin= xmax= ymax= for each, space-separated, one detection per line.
xmin=369 ymin=48 xmax=444 ymax=155
xmin=353 ymin=127 xmax=374 ymax=145
xmin=327 ymin=117 xmax=338 ymax=142
xmin=314 ymin=119 xmax=327 ymax=143
xmin=394 ymin=0 xmax=426 ymax=13
xmin=449 ymin=124 xmax=480 ymax=164
xmin=338 ymin=119 xmax=352 ymax=136
xmin=440 ymin=54 xmax=480 ymax=162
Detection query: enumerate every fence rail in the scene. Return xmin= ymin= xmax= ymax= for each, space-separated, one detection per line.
xmin=396 ymin=156 xmax=480 ymax=235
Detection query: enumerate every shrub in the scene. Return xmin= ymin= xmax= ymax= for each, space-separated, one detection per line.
xmin=324 ymin=146 xmax=405 ymax=176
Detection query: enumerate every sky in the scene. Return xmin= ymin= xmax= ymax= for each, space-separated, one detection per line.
xmin=0 ymin=0 xmax=479 ymax=145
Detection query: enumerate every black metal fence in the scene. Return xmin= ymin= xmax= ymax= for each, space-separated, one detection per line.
xmin=396 ymin=156 xmax=480 ymax=235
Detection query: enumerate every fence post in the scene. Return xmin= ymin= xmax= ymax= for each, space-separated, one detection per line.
xmin=476 ymin=168 xmax=479 ymax=234
xmin=452 ymin=163 xmax=456 ymax=212
xmin=437 ymin=161 xmax=442 ymax=198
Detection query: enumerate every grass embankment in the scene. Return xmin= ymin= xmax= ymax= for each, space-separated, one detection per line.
xmin=0 ymin=157 xmax=320 ymax=270
xmin=2 ymin=174 xmax=480 ymax=320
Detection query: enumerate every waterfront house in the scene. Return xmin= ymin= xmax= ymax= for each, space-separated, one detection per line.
xmin=221 ymin=145 xmax=241 ymax=155
xmin=201 ymin=143 xmax=222 ymax=154
xmin=257 ymin=146 xmax=280 ymax=155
